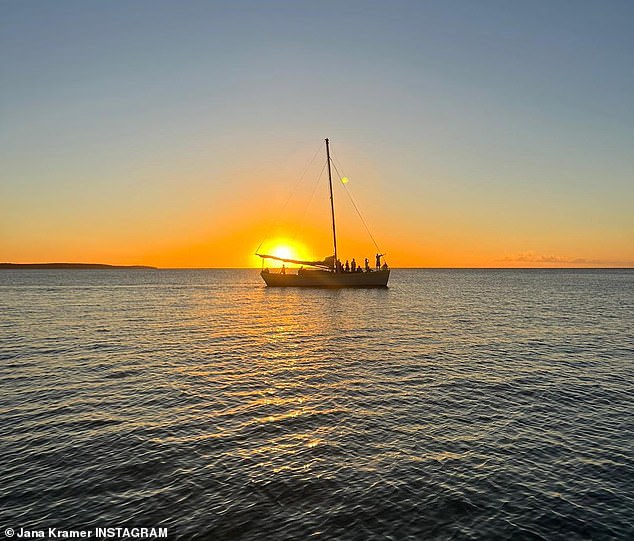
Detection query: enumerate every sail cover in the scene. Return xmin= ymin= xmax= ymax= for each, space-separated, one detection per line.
xmin=257 ymin=253 xmax=335 ymax=269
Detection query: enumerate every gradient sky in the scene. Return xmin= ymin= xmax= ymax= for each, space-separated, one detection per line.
xmin=2 ymin=0 xmax=633 ymax=267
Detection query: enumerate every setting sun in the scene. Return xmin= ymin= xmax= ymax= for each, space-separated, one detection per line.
xmin=253 ymin=238 xmax=312 ymax=268
xmin=272 ymin=245 xmax=294 ymax=260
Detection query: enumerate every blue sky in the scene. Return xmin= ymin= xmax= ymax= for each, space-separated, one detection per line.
xmin=2 ymin=1 xmax=633 ymax=266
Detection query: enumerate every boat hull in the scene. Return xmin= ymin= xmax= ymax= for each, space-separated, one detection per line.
xmin=261 ymin=268 xmax=389 ymax=288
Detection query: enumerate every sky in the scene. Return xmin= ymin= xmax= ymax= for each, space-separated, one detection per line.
xmin=1 ymin=0 xmax=633 ymax=267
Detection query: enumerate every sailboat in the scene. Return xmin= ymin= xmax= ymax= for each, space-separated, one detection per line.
xmin=257 ymin=138 xmax=390 ymax=288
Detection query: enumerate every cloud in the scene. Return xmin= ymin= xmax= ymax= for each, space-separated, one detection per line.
xmin=498 ymin=251 xmax=633 ymax=266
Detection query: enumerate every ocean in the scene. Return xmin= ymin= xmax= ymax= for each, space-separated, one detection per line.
xmin=1 ymin=269 xmax=632 ymax=540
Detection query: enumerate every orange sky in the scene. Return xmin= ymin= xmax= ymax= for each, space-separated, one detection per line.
xmin=3 ymin=142 xmax=632 ymax=268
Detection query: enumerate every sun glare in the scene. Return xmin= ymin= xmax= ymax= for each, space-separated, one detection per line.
xmin=253 ymin=238 xmax=311 ymax=268
xmin=272 ymin=245 xmax=295 ymax=260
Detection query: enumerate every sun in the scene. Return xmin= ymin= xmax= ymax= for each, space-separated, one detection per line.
xmin=272 ymin=245 xmax=295 ymax=260
xmin=253 ymin=238 xmax=310 ymax=268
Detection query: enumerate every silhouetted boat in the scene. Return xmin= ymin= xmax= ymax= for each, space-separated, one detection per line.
xmin=257 ymin=138 xmax=389 ymax=288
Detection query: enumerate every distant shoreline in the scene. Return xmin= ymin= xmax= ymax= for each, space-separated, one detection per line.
xmin=0 ymin=263 xmax=157 ymax=270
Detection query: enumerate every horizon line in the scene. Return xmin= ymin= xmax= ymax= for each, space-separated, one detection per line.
xmin=1 ymin=263 xmax=632 ymax=270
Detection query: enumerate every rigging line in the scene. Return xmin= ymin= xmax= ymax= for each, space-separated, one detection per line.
xmin=291 ymin=159 xmax=328 ymax=246
xmin=330 ymin=142 xmax=387 ymax=262
xmin=330 ymin=159 xmax=383 ymax=255
xmin=329 ymin=144 xmax=346 ymax=180
xmin=255 ymin=141 xmax=324 ymax=254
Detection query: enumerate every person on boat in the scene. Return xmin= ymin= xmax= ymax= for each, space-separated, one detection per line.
xmin=364 ymin=258 xmax=370 ymax=271
xmin=376 ymin=253 xmax=381 ymax=269
xmin=281 ymin=264 xmax=286 ymax=274
xmin=336 ymin=259 xmax=342 ymax=273
xmin=382 ymin=262 xmax=388 ymax=270
xmin=351 ymin=258 xmax=357 ymax=272
xmin=345 ymin=260 xmax=350 ymax=272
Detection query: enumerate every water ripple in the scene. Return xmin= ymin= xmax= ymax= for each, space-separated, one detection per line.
xmin=0 ymin=269 xmax=632 ymax=539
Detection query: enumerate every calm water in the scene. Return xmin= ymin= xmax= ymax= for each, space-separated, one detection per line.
xmin=1 ymin=269 xmax=632 ymax=540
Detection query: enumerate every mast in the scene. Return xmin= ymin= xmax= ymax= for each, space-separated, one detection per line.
xmin=325 ymin=138 xmax=338 ymax=271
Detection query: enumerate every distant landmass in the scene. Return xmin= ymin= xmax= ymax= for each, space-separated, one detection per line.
xmin=0 ymin=263 xmax=157 ymax=269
